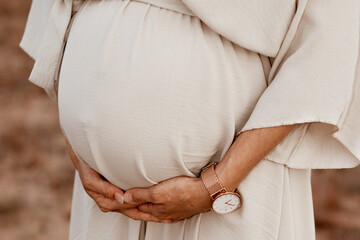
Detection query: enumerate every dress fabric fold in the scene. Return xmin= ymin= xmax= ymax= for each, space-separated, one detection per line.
xmin=19 ymin=0 xmax=360 ymax=239
xmin=234 ymin=0 xmax=360 ymax=169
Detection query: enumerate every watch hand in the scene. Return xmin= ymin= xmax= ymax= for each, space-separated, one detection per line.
xmin=225 ymin=202 xmax=235 ymax=206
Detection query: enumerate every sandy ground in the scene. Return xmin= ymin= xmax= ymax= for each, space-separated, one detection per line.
xmin=0 ymin=0 xmax=359 ymax=239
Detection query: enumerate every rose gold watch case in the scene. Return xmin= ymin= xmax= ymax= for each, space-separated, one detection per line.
xmin=211 ymin=190 xmax=243 ymax=214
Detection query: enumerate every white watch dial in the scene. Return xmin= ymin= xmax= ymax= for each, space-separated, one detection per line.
xmin=212 ymin=193 xmax=241 ymax=214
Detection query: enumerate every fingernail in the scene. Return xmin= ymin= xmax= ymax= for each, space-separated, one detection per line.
xmin=123 ymin=193 xmax=134 ymax=204
xmin=115 ymin=193 xmax=124 ymax=204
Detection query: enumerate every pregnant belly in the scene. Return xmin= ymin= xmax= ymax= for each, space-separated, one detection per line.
xmin=57 ymin=0 xmax=266 ymax=189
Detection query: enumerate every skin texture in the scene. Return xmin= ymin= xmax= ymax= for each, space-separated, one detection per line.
xmin=58 ymin=84 xmax=298 ymax=223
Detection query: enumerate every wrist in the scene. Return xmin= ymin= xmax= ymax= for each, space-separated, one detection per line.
xmin=200 ymin=163 xmax=242 ymax=214
xmin=214 ymin=160 xmax=239 ymax=192
xmin=194 ymin=177 xmax=213 ymax=211
xmin=214 ymin=139 xmax=256 ymax=192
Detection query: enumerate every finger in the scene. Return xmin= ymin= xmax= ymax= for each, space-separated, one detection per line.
xmin=137 ymin=203 xmax=176 ymax=221
xmin=137 ymin=203 xmax=157 ymax=215
xmin=99 ymin=206 xmax=110 ymax=213
xmin=90 ymin=192 xmax=137 ymax=211
xmin=123 ymin=188 xmax=154 ymax=205
xmin=99 ymin=180 xmax=124 ymax=200
xmin=114 ymin=192 xmax=124 ymax=204
xmin=82 ymin=169 xmax=124 ymax=201
xmin=118 ymin=208 xmax=162 ymax=223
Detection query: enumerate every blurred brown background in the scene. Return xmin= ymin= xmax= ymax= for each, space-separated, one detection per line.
xmin=0 ymin=1 xmax=359 ymax=239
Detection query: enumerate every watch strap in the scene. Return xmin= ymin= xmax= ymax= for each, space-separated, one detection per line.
xmin=201 ymin=162 xmax=226 ymax=200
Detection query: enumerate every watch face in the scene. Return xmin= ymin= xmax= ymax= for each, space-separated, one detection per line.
xmin=212 ymin=193 xmax=241 ymax=214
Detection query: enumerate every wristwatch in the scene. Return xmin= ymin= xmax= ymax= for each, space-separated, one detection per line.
xmin=200 ymin=162 xmax=242 ymax=214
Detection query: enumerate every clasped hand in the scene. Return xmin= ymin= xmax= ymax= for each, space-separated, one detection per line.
xmin=66 ymin=138 xmax=212 ymax=223
xmin=123 ymin=175 xmax=212 ymax=223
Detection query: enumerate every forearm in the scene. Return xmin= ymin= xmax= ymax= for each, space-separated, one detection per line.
xmin=215 ymin=124 xmax=298 ymax=191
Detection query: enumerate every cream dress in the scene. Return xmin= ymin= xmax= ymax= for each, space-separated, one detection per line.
xmin=20 ymin=0 xmax=360 ymax=239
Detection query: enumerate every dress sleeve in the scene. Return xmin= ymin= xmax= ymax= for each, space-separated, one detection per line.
xmin=235 ymin=0 xmax=360 ymax=169
xmin=20 ymin=0 xmax=59 ymax=102
xmin=20 ymin=0 xmax=73 ymax=104
xmin=19 ymin=0 xmax=57 ymax=60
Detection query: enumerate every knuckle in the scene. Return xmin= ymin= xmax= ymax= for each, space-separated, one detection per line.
xmin=123 ymin=212 xmax=139 ymax=221
xmin=83 ymin=188 xmax=92 ymax=195
xmin=93 ymin=197 xmax=107 ymax=208
xmin=156 ymin=206 xmax=167 ymax=215
xmin=103 ymin=188 xmax=114 ymax=199
xmin=90 ymin=192 xmax=101 ymax=201
xmin=112 ymin=209 xmax=123 ymax=214
xmin=151 ymin=218 xmax=162 ymax=223
xmin=157 ymin=213 xmax=168 ymax=220
xmin=87 ymin=192 xmax=97 ymax=202
xmin=82 ymin=176 xmax=93 ymax=188
xmin=130 ymin=215 xmax=140 ymax=221
xmin=150 ymin=189 xmax=162 ymax=203
xmin=99 ymin=207 xmax=109 ymax=213
xmin=85 ymin=189 xmax=98 ymax=200
xmin=99 ymin=201 xmax=115 ymax=211
xmin=83 ymin=186 xmax=91 ymax=194
xmin=101 ymin=204 xmax=113 ymax=211
xmin=163 ymin=192 xmax=172 ymax=202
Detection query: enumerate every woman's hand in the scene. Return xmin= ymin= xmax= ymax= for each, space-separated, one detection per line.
xmin=64 ymin=138 xmax=162 ymax=222
xmin=122 ymin=176 xmax=213 ymax=223
xmin=121 ymin=124 xmax=299 ymax=223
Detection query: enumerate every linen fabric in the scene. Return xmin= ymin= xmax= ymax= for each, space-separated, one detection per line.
xmin=20 ymin=0 xmax=360 ymax=239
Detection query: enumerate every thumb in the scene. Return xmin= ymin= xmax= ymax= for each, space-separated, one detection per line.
xmin=123 ymin=188 xmax=153 ymax=205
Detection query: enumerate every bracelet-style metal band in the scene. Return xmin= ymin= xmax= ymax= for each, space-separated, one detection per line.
xmin=201 ymin=163 xmax=226 ymax=200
